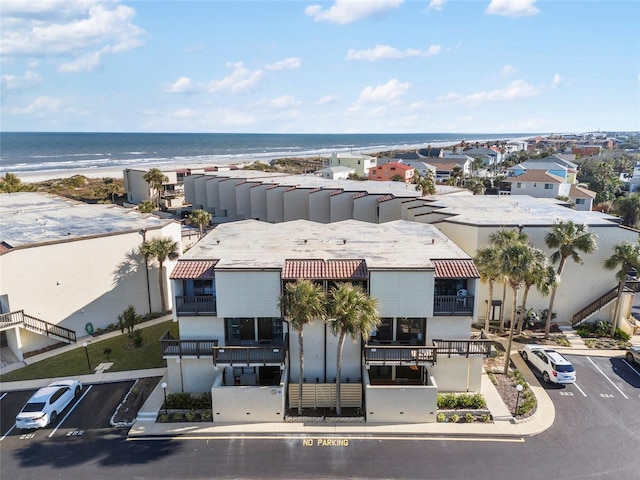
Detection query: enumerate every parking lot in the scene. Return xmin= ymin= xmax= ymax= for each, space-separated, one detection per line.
xmin=0 ymin=381 xmax=134 ymax=446
xmin=523 ymin=352 xmax=640 ymax=420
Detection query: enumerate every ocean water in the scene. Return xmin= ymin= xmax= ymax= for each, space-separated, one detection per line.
xmin=0 ymin=132 xmax=537 ymax=176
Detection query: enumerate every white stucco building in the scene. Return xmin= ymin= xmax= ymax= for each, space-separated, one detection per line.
xmin=164 ymin=219 xmax=491 ymax=424
xmin=0 ymin=193 xmax=182 ymax=361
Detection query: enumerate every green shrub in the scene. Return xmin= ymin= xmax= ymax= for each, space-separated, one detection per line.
xmin=158 ymin=413 xmax=169 ymax=423
xmin=480 ymin=414 xmax=491 ymax=423
xmin=593 ymin=320 xmax=611 ymax=337
xmin=185 ymin=410 xmax=197 ymax=421
xmin=450 ymin=414 xmax=460 ymax=423
xmin=584 ymin=339 xmax=596 ymax=348
xmin=436 ymin=413 xmax=446 ymax=423
xmin=172 ymin=412 xmax=183 ymax=421
xmin=614 ymin=329 xmax=631 ymax=342
xmin=465 ymin=413 xmax=475 ymax=423
xmin=201 ymin=410 xmax=213 ymax=422
xmin=575 ymin=325 xmax=591 ymax=337
xmin=166 ymin=391 xmax=212 ymax=410
xmin=437 ymin=393 xmax=458 ymax=409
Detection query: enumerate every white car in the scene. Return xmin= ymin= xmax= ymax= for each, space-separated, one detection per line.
xmin=521 ymin=345 xmax=576 ymax=384
xmin=15 ymin=379 xmax=82 ymax=429
xmin=626 ymin=346 xmax=640 ymax=364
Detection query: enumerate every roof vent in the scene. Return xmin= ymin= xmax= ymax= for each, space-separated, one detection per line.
xmin=343 ymin=239 xmax=347 ymax=244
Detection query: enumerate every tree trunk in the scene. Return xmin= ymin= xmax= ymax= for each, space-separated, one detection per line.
xmin=335 ymin=332 xmax=346 ymax=416
xmin=158 ymin=261 xmax=166 ymax=313
xmin=610 ymin=282 xmax=626 ymax=337
xmin=484 ymin=281 xmax=494 ymax=333
xmin=517 ymin=286 xmax=531 ymax=335
xmin=298 ymin=331 xmax=304 ymax=416
xmin=499 ymin=283 xmax=507 ymax=333
xmin=545 ymin=259 xmax=566 ymax=339
xmin=504 ymin=287 xmax=519 ymax=375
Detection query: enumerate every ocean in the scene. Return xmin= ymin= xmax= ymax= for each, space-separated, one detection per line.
xmin=0 ymin=132 xmax=538 ymax=176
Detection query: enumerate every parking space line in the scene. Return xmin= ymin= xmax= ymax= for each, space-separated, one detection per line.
xmin=587 ymin=357 xmax=629 ymax=399
xmin=622 ymin=359 xmax=640 ymax=377
xmin=573 ymin=383 xmax=587 ymax=397
xmin=0 ymin=424 xmax=16 ymax=442
xmin=48 ymin=385 xmax=93 ymax=438
xmin=0 ymin=392 xmax=7 ymax=401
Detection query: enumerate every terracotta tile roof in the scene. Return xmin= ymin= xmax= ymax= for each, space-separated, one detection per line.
xmin=170 ymin=260 xmax=218 ymax=279
xmin=353 ymin=192 xmax=368 ymax=199
xmin=377 ymin=194 xmax=395 ymax=203
xmin=330 ymin=189 xmax=345 ymax=196
xmin=0 ymin=242 xmax=13 ymax=255
xmin=432 ymin=259 xmax=480 ymax=278
xmin=282 ymin=259 xmax=368 ymax=280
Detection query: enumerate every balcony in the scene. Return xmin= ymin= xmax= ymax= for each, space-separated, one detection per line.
xmin=364 ymin=344 xmax=436 ymax=366
xmin=433 ymin=339 xmax=492 ymax=358
xmin=433 ymin=295 xmax=474 ymax=316
xmin=212 ymin=338 xmax=287 ymax=366
xmin=160 ymin=331 xmax=218 ymax=358
xmin=175 ymin=295 xmax=216 ymax=316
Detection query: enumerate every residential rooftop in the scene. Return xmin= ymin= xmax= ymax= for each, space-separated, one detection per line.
xmin=423 ymin=195 xmax=620 ymax=227
xmin=182 ymin=219 xmax=472 ymax=270
xmin=0 ymin=192 xmax=173 ymax=248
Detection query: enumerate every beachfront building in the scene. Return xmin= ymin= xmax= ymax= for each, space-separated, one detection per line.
xmin=368 ymin=162 xmax=415 ymax=183
xmin=0 ymin=193 xmax=181 ymax=361
xmin=323 ymin=152 xmax=377 ymax=178
xmin=163 ymin=219 xmax=490 ymax=423
xmin=406 ymin=195 xmax=639 ymax=331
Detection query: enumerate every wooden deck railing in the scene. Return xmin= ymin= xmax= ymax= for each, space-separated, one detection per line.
xmin=0 ymin=310 xmax=76 ymax=343
xmin=433 ymin=338 xmax=492 ymax=357
xmin=175 ymin=295 xmax=217 ymax=316
xmin=364 ymin=344 xmax=437 ymax=365
xmin=571 ymin=281 xmax=639 ymax=326
xmin=212 ymin=342 xmax=287 ymax=366
xmin=159 ymin=331 xmax=218 ymax=358
xmin=433 ymin=295 xmax=474 ymax=316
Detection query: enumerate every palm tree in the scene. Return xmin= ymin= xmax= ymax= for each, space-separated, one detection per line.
xmin=139 ymin=237 xmax=180 ymax=313
xmin=615 ymin=194 xmax=640 ymax=229
xmin=603 ymin=242 xmax=640 ymax=336
xmin=488 ymin=228 xmax=529 ymax=332
xmin=188 ymin=209 xmax=212 ymax=238
xmin=544 ymin=221 xmax=598 ymax=338
xmin=501 ymin=243 xmax=541 ymax=374
xmin=278 ymin=279 xmax=326 ymax=415
xmin=475 ymin=245 xmax=502 ymax=332
xmin=138 ymin=200 xmax=155 ymax=213
xmin=516 ymin=252 xmax=555 ymax=335
xmin=413 ymin=170 xmax=436 ymax=195
xmin=450 ymin=165 xmax=464 ymax=186
xmin=327 ymin=283 xmax=379 ymax=415
xmin=143 ymin=168 xmax=169 ymax=208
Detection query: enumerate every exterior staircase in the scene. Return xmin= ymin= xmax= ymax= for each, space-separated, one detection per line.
xmin=571 ymin=280 xmax=640 ymax=327
xmin=0 ymin=310 xmax=77 ymax=344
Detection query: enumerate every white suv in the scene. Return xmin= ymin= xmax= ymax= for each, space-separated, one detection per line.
xmin=521 ymin=345 xmax=576 ymax=384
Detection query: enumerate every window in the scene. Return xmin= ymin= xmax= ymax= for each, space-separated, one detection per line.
xmin=374 ymin=318 xmax=393 ymax=341
xmin=575 ymin=198 xmax=585 ymax=205
xmin=385 ymin=171 xmax=389 ymax=176
xmin=396 ymin=318 xmax=425 ymax=343
xmin=544 ymin=184 xmax=553 ymax=190
xmin=516 ymin=182 xmax=522 ymax=189
xmin=258 ymin=318 xmax=283 ymax=342
xmin=225 ymin=318 xmax=255 ymax=343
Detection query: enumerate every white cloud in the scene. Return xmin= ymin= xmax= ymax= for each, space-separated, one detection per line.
xmin=454 ymin=80 xmax=541 ymax=106
xmin=219 ymin=109 xmax=255 ymax=125
xmin=57 ymin=51 xmax=102 ymax=72
xmin=551 ymin=73 xmax=562 ymax=88
xmin=265 ymin=57 xmax=301 ymax=71
xmin=10 ymin=96 xmax=63 ymax=116
xmin=347 ymin=44 xmax=440 ymax=61
xmin=164 ymin=77 xmax=205 ymax=94
xmin=172 ymin=108 xmax=200 ymax=119
xmin=486 ymin=0 xmax=540 ymax=17
xmin=428 ymin=0 xmax=447 ymax=11
xmin=1 ymin=70 xmax=42 ymax=92
xmin=305 ymin=0 xmax=404 ymax=25
xmin=317 ymin=94 xmax=339 ymax=105
xmin=1 ymin=1 xmax=146 ymax=66
xmin=502 ymin=64 xmax=517 ymax=77
xmin=357 ymin=78 xmax=411 ymax=104
xmin=208 ymin=63 xmax=264 ymax=94
xmin=270 ymin=95 xmax=301 ymax=109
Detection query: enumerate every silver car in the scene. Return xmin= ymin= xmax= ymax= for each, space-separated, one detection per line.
xmin=521 ymin=344 xmax=576 ymax=384
xmin=626 ymin=346 xmax=640 ymax=364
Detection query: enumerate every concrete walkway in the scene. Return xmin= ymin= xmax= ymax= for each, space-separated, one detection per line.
xmin=2 ymin=320 xmax=638 ymax=439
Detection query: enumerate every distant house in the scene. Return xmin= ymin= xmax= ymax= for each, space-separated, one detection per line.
xmin=572 ymin=145 xmax=602 ymax=156
xmin=369 ymin=162 xmax=415 ymax=183
xmin=324 ymin=152 xmax=377 ymax=178
xmin=503 ymin=170 xmax=596 ymax=210
xmin=315 ymin=166 xmax=355 ymax=180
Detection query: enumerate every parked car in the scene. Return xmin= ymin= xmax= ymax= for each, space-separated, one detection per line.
xmin=626 ymin=346 xmax=640 ymax=364
xmin=521 ymin=345 xmax=576 ymax=384
xmin=15 ymin=379 xmax=82 ymax=429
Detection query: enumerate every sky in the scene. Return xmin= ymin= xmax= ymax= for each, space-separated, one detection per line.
xmin=1 ymin=0 xmax=639 ymax=134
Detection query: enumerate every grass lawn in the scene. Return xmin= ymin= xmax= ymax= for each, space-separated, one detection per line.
xmin=0 ymin=320 xmax=178 ymax=383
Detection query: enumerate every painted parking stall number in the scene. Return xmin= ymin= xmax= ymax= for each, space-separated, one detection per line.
xmin=19 ymin=433 xmax=35 ymax=440
xmin=599 ymin=393 xmax=614 ymax=398
xmin=559 ymin=392 xmax=574 ymax=396
xmin=66 ymin=430 xmax=85 ymax=437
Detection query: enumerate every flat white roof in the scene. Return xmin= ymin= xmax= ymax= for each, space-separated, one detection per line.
xmin=424 ymin=195 xmax=621 ymax=227
xmin=0 ymin=192 xmax=174 ymax=248
xmin=183 ymin=219 xmax=472 ymax=270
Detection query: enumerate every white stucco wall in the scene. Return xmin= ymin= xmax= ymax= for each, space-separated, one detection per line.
xmin=430 ymin=356 xmax=483 ymax=392
xmin=178 ymin=316 xmax=225 ymax=340
xmin=219 ymin=179 xmax=244 ymax=220
xmin=192 ymin=175 xmax=211 ymax=211
xmin=371 ymin=270 xmax=434 ymax=317
xmin=123 ymin=169 xmax=151 ymax=205
xmin=215 ymin=271 xmax=281 ymax=317
xmin=235 ymin=181 xmax=259 ymax=220
xmin=364 ymin=373 xmax=438 ymax=423
xmin=425 ymin=317 xmax=473 ymax=343
xmin=308 ymin=190 xmax=333 ymax=224
xmin=379 ymin=198 xmax=403 ymax=223
xmin=166 ymin=358 xmax=217 ymax=393
xmin=329 ymin=193 xmax=353 ymax=222
xmin=249 ymin=184 xmax=270 ymax=221
xmin=353 ymin=195 xmax=380 ymax=223
xmin=212 ymin=373 xmax=285 ymax=423
xmin=283 ymin=189 xmax=310 ymax=221
xmin=266 ymin=187 xmax=286 ymax=223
